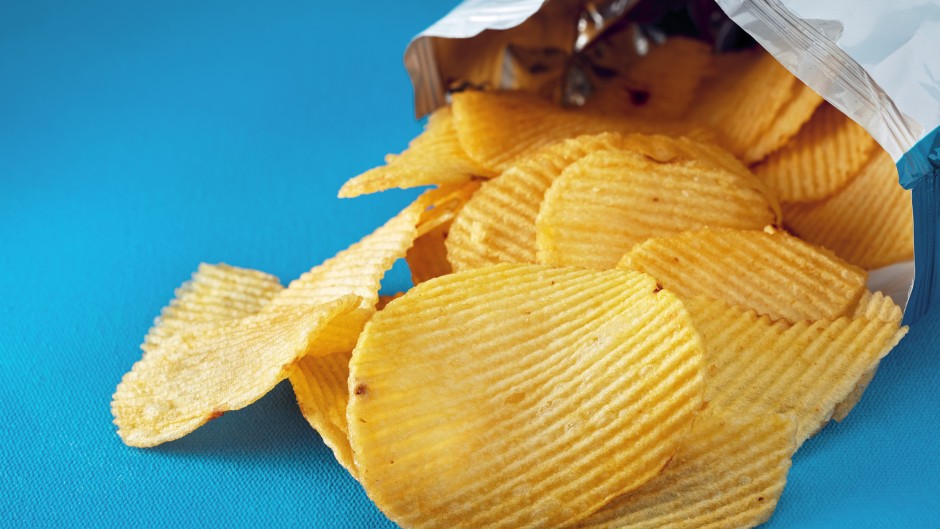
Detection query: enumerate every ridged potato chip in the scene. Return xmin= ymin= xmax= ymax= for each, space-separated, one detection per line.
xmin=684 ymin=296 xmax=907 ymax=445
xmin=113 ymin=295 xmax=360 ymax=447
xmin=290 ymin=352 xmax=357 ymax=476
xmin=569 ymin=410 xmax=795 ymax=529
xmin=446 ymin=132 xmax=754 ymax=271
xmin=620 ymin=227 xmax=867 ymax=322
xmin=348 ymin=264 xmax=705 ymax=529
xmin=451 ymin=90 xmax=712 ymax=172
xmin=536 ymin=149 xmax=780 ymax=269
xmin=337 ymin=108 xmax=495 ymax=198
xmin=743 ymin=80 xmax=823 ymax=164
xmin=783 ymin=149 xmax=914 ymax=269
xmin=754 ymin=104 xmax=877 ymax=202
xmin=406 ymin=221 xmax=453 ymax=285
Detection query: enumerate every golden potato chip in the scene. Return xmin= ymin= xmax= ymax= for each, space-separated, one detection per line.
xmin=406 ymin=221 xmax=452 ymax=285
xmin=584 ymin=37 xmax=714 ymax=119
xmin=783 ymin=149 xmax=914 ymax=269
xmin=570 ymin=410 xmax=795 ymax=529
xmin=375 ymin=293 xmax=404 ymax=310
xmin=621 ymin=227 xmax=867 ymax=322
xmin=348 ymin=264 xmax=705 ymax=529
xmin=143 ymin=263 xmax=283 ymax=352
xmin=290 ymin=351 xmax=357 ymax=476
xmin=684 ymin=296 xmax=907 ymax=445
xmin=451 ymin=90 xmax=713 ymax=172
xmin=743 ymin=80 xmax=823 ymax=164
xmin=754 ymin=104 xmax=877 ymax=202
xmin=689 ymin=49 xmax=813 ymax=163
xmin=446 ymin=132 xmax=755 ymax=271
xmin=113 ymin=295 xmax=360 ymax=447
xmin=536 ymin=149 xmax=780 ymax=269
xmin=337 ymin=107 xmax=496 ymax=198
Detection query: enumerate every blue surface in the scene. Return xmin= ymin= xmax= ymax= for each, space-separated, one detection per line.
xmin=1 ymin=1 xmax=939 ymax=528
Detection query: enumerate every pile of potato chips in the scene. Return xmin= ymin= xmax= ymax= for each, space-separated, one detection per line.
xmin=113 ymin=41 xmax=912 ymax=528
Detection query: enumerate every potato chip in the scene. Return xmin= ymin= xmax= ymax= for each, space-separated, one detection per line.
xmin=569 ymin=410 xmax=795 ymax=529
xmin=446 ymin=132 xmax=755 ymax=271
xmin=451 ymin=90 xmax=713 ymax=172
xmin=689 ymin=49 xmax=810 ymax=163
xmin=536 ymin=149 xmax=780 ymax=269
xmin=684 ymin=296 xmax=906 ymax=445
xmin=754 ymin=104 xmax=877 ymax=202
xmin=348 ymin=264 xmax=705 ymax=529
xmin=584 ymin=37 xmax=714 ymax=119
xmin=375 ymin=293 xmax=404 ymax=310
xmin=406 ymin=221 xmax=452 ymax=285
xmin=620 ymin=227 xmax=867 ymax=322
xmin=337 ymin=107 xmax=496 ymax=198
xmin=290 ymin=351 xmax=357 ymax=476
xmin=783 ymin=149 xmax=914 ymax=269
xmin=113 ymin=295 xmax=360 ymax=447
xmin=143 ymin=263 xmax=283 ymax=352
xmin=743 ymin=80 xmax=823 ymax=164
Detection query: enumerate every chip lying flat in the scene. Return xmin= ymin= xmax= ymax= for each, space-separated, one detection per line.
xmin=446 ymin=132 xmax=754 ymax=271
xmin=143 ymin=263 xmax=283 ymax=352
xmin=568 ymin=410 xmax=795 ymax=529
xmin=113 ymin=295 xmax=360 ymax=447
xmin=451 ymin=90 xmax=712 ymax=172
xmin=684 ymin=296 xmax=907 ymax=445
xmin=348 ymin=264 xmax=705 ymax=529
xmin=620 ymin=227 xmax=867 ymax=323
xmin=783 ymin=149 xmax=914 ymax=270
xmin=536 ymin=149 xmax=780 ymax=269
xmin=754 ymin=104 xmax=876 ymax=202
xmin=337 ymin=107 xmax=496 ymax=198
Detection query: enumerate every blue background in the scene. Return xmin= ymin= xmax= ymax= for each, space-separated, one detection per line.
xmin=1 ymin=1 xmax=938 ymax=527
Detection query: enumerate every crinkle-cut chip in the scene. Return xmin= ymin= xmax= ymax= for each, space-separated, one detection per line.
xmin=569 ymin=410 xmax=795 ymax=529
xmin=584 ymin=37 xmax=714 ymax=119
xmin=743 ymin=80 xmax=823 ymax=164
xmin=112 ymin=295 xmax=361 ymax=447
xmin=783 ymin=149 xmax=914 ymax=269
xmin=289 ymin=352 xmax=357 ymax=476
xmin=406 ymin=221 xmax=453 ymax=285
xmin=375 ymin=293 xmax=404 ymax=310
xmin=831 ymin=290 xmax=905 ymax=422
xmin=754 ymin=104 xmax=877 ymax=202
xmin=683 ymin=296 xmax=907 ymax=445
xmin=536 ymin=149 xmax=780 ymax=269
xmin=143 ymin=263 xmax=283 ymax=352
xmin=451 ymin=90 xmax=714 ymax=172
xmin=620 ymin=227 xmax=867 ymax=323
xmin=446 ymin=132 xmax=755 ymax=271
xmin=688 ymin=49 xmax=800 ymax=163
xmin=337 ymin=108 xmax=495 ymax=198
xmin=348 ymin=264 xmax=705 ymax=529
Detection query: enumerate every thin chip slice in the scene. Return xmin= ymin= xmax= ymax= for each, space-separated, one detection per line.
xmin=569 ymin=410 xmax=794 ymax=529
xmin=348 ymin=264 xmax=705 ymax=529
xmin=451 ymin=90 xmax=713 ymax=172
xmin=406 ymin=220 xmax=453 ymax=285
xmin=290 ymin=351 xmax=357 ymax=476
xmin=446 ymin=132 xmax=755 ymax=271
xmin=688 ymin=49 xmax=802 ymax=163
xmin=743 ymin=79 xmax=823 ymax=164
xmin=783 ymin=149 xmax=914 ymax=269
xmin=536 ymin=149 xmax=780 ymax=269
xmin=620 ymin=227 xmax=867 ymax=322
xmin=754 ymin=104 xmax=877 ymax=202
xmin=143 ymin=263 xmax=283 ymax=352
xmin=113 ymin=295 xmax=360 ymax=447
xmin=684 ymin=296 xmax=907 ymax=445
xmin=375 ymin=293 xmax=404 ymax=310
xmin=337 ymin=107 xmax=496 ymax=198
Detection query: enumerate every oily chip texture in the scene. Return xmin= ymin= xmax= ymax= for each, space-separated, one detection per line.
xmin=754 ymin=103 xmax=877 ymax=202
xmin=337 ymin=107 xmax=495 ymax=198
xmin=684 ymin=296 xmax=907 ymax=445
xmin=783 ymin=149 xmax=914 ymax=270
xmin=348 ymin=264 xmax=705 ymax=529
xmin=620 ymin=227 xmax=867 ymax=323
xmin=113 ymin=295 xmax=360 ymax=447
xmin=569 ymin=410 xmax=795 ymax=529
xmin=536 ymin=149 xmax=780 ymax=269
xmin=446 ymin=132 xmax=755 ymax=271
